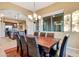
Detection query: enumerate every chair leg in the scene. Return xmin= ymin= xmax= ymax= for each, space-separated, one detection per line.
xmin=20 ymin=41 xmax=23 ymax=57
xmin=17 ymin=45 xmax=19 ymax=52
xmin=20 ymin=48 xmax=23 ymax=57
xmin=57 ymin=42 xmax=59 ymax=50
xmin=26 ymin=45 xmax=29 ymax=56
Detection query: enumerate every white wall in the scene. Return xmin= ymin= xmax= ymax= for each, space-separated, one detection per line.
xmin=66 ymin=32 xmax=79 ymax=56
xmin=67 ymin=32 xmax=79 ymax=49
xmin=39 ymin=18 xmax=43 ymax=32
xmin=26 ymin=19 xmax=36 ymax=35
xmin=0 ymin=22 xmax=5 ymax=37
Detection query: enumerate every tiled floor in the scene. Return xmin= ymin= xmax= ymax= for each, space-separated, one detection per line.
xmin=0 ymin=37 xmax=16 ymax=57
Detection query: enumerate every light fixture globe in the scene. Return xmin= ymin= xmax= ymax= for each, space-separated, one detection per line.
xmin=0 ymin=13 xmax=4 ymax=17
xmin=28 ymin=15 xmax=33 ymax=20
xmin=33 ymin=13 xmax=37 ymax=18
xmin=38 ymin=15 xmax=41 ymax=19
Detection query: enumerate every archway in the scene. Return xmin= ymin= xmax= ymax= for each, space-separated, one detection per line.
xmin=0 ymin=9 xmax=28 ymax=37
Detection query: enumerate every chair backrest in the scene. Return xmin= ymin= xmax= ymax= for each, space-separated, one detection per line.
xmin=13 ymin=31 xmax=19 ymax=39
xmin=19 ymin=35 xmax=28 ymax=56
xmin=19 ymin=31 xmax=25 ymax=37
xmin=19 ymin=31 xmax=26 ymax=41
xmin=59 ymin=35 xmax=68 ymax=57
xmin=26 ymin=36 xmax=40 ymax=57
xmin=24 ymin=29 xmax=27 ymax=35
xmin=34 ymin=32 xmax=39 ymax=37
xmin=40 ymin=32 xmax=46 ymax=37
xmin=19 ymin=34 xmax=27 ymax=49
xmin=47 ymin=33 xmax=54 ymax=38
xmin=15 ymin=32 xmax=21 ymax=50
xmin=19 ymin=35 xmax=27 ymax=45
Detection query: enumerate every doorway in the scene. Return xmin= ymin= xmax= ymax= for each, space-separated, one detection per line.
xmin=5 ymin=22 xmax=17 ymax=37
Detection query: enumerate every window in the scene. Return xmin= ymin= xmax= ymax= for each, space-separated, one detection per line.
xmin=43 ymin=16 xmax=51 ymax=31
xmin=72 ymin=10 xmax=79 ymax=32
xmin=43 ymin=13 xmax=64 ymax=32
xmin=64 ymin=10 xmax=79 ymax=32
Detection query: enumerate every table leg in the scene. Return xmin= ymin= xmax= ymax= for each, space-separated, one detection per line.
xmin=56 ymin=41 xmax=59 ymax=50
xmin=43 ymin=47 xmax=50 ymax=57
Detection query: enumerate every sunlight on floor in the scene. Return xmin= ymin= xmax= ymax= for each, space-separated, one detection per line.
xmin=0 ymin=37 xmax=17 ymax=57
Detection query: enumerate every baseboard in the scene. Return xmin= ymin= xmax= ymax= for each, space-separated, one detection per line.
xmin=66 ymin=47 xmax=79 ymax=57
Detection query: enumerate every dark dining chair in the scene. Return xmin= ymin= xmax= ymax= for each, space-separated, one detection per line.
xmin=24 ymin=29 xmax=27 ymax=35
xmin=15 ymin=31 xmax=28 ymax=57
xmin=15 ymin=32 xmax=23 ymax=56
xmin=47 ymin=33 xmax=54 ymax=38
xmin=19 ymin=35 xmax=28 ymax=57
xmin=34 ymin=32 xmax=39 ymax=37
xmin=19 ymin=31 xmax=25 ymax=36
xmin=26 ymin=36 xmax=44 ymax=57
xmin=59 ymin=35 xmax=68 ymax=57
xmin=12 ymin=32 xmax=18 ymax=40
xmin=15 ymin=32 xmax=20 ymax=52
xmin=49 ymin=35 xmax=69 ymax=57
xmin=40 ymin=32 xmax=46 ymax=37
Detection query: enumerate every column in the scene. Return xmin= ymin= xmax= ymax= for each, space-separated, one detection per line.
xmin=0 ymin=19 xmax=5 ymax=37
xmin=39 ymin=18 xmax=43 ymax=32
xmin=17 ymin=22 xmax=19 ymax=31
xmin=26 ymin=19 xmax=34 ymax=34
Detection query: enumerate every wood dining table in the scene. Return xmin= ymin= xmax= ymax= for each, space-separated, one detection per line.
xmin=26 ymin=35 xmax=60 ymax=56
xmin=37 ymin=37 xmax=59 ymax=48
xmin=37 ymin=37 xmax=60 ymax=56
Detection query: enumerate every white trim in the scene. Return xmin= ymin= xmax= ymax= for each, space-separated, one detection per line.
xmin=67 ymin=47 xmax=79 ymax=51
xmin=42 ymin=9 xmax=64 ymax=17
xmin=66 ymin=47 xmax=79 ymax=56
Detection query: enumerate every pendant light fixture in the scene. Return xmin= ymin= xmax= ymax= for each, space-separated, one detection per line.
xmin=28 ymin=2 xmax=41 ymax=22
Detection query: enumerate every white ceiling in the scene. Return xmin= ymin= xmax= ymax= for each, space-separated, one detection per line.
xmin=0 ymin=9 xmax=27 ymax=20
xmin=12 ymin=2 xmax=55 ymax=12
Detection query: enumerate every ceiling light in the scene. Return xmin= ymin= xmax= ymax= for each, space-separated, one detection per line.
xmin=38 ymin=16 xmax=41 ymax=19
xmin=28 ymin=2 xmax=41 ymax=22
xmin=28 ymin=15 xmax=33 ymax=20
xmin=0 ymin=13 xmax=4 ymax=17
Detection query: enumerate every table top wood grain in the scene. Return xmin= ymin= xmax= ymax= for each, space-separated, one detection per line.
xmin=26 ymin=35 xmax=60 ymax=49
xmin=37 ymin=37 xmax=60 ymax=48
